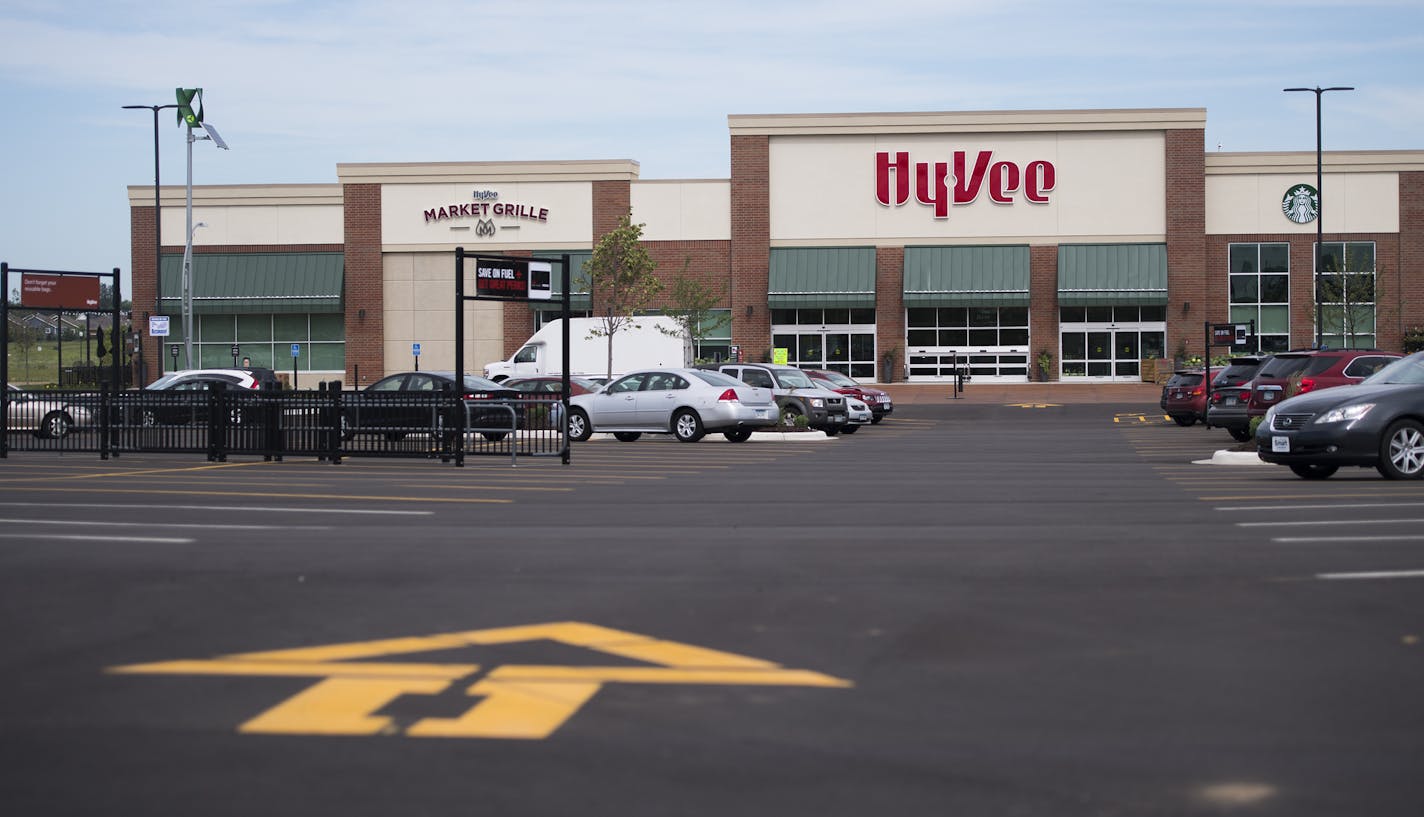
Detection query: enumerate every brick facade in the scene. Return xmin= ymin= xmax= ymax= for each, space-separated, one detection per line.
xmin=1029 ymin=245 xmax=1059 ymax=380
xmin=342 ymin=183 xmax=382 ymax=385
xmin=1400 ymin=172 xmax=1424 ymax=343
xmin=1165 ymin=128 xmax=1206 ymax=361
xmin=729 ymin=134 xmax=771 ymax=359
xmin=875 ymin=247 xmax=905 ymax=381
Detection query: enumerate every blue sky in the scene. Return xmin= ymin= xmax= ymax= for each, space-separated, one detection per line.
xmin=2 ymin=0 xmax=1420 ymax=298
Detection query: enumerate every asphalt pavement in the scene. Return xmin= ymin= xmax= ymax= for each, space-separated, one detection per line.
xmin=2 ymin=391 xmax=1421 ymax=816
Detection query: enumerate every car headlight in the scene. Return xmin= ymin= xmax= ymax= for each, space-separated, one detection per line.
xmin=1313 ymin=402 xmax=1375 ymax=427
xmin=809 ymin=398 xmax=824 ymax=408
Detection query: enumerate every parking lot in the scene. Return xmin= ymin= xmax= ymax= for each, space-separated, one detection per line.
xmin=1 ymin=392 xmax=1421 ymax=816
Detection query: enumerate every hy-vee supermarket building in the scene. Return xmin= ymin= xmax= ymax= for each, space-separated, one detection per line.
xmin=128 ymin=108 xmax=1424 ymax=385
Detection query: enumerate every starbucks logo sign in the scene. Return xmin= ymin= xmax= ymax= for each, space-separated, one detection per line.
xmin=1282 ymin=184 xmax=1319 ymax=224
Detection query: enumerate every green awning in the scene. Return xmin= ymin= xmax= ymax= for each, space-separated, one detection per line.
xmin=903 ymin=246 xmax=1029 ymax=307
xmin=768 ymin=248 xmax=875 ymax=309
xmin=532 ymin=251 xmax=592 ymax=311
xmin=1057 ymin=244 xmax=1168 ymax=306
xmin=160 ymin=252 xmax=343 ymax=314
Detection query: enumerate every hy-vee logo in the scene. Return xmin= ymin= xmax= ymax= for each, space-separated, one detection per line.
xmin=876 ymin=150 xmax=1057 ymax=218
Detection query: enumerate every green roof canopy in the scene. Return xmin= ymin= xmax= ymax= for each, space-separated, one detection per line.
xmin=1057 ymin=244 xmax=1168 ymax=306
xmin=903 ymin=246 xmax=1029 ymax=307
xmin=768 ymin=248 xmax=875 ymax=309
xmin=160 ymin=252 xmax=343 ymax=314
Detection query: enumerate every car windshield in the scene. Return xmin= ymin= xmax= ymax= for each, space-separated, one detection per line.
xmin=1256 ymin=355 xmax=1311 ymax=379
xmin=816 ymin=371 xmax=858 ymax=387
xmin=774 ymin=369 xmax=817 ymax=388
xmin=1213 ymin=362 xmax=1262 ymax=386
xmin=691 ymin=370 xmax=745 ymax=388
xmin=145 ymin=373 xmax=184 ymax=390
xmin=461 ymin=374 xmax=506 ymax=392
xmin=1362 ymin=353 xmax=1424 ymax=386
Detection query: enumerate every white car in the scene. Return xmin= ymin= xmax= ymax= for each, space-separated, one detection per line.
xmin=843 ymin=396 xmax=872 ymax=433
xmin=5 ymin=383 xmax=92 ymax=439
xmin=566 ymin=368 xmax=778 ymax=443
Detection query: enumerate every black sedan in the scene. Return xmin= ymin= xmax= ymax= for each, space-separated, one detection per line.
xmin=1256 ymin=351 xmax=1424 ymax=479
xmin=341 ymin=371 xmax=519 ymax=442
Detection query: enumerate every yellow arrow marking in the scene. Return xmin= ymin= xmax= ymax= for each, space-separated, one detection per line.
xmin=110 ymin=621 xmax=851 ymax=739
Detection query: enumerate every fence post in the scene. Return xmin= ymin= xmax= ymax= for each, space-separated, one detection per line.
xmin=326 ymin=380 xmax=343 ymax=465
xmin=209 ymin=381 xmax=228 ymax=462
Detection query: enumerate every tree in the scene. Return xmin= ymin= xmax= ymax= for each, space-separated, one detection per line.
xmin=585 ymin=215 xmax=663 ymax=379
xmin=657 ymin=257 xmax=727 ymax=363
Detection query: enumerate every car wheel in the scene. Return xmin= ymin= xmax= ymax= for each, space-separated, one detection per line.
xmin=39 ymin=411 xmax=72 ymax=439
xmin=140 ymin=409 xmax=158 ymax=428
xmin=1377 ymin=419 xmax=1424 ymax=480
xmin=779 ymin=400 xmax=805 ymax=428
xmin=613 ymin=432 xmax=642 ymax=442
xmin=840 ymin=424 xmax=859 ymax=434
xmin=1172 ymin=415 xmax=1195 ymax=427
xmin=1289 ymin=463 xmax=1338 ymax=480
xmin=567 ymin=408 xmax=593 ymax=442
xmin=672 ymin=409 xmax=704 ymax=442
xmin=340 ymin=412 xmax=356 ymax=441
xmin=482 ymin=432 xmax=508 ymax=442
xmin=870 ymin=416 xmax=883 ymax=425
xmin=1228 ymin=426 xmax=1253 ymax=442
xmin=722 ymin=429 xmax=752 ymax=443
xmin=823 ymin=426 xmax=840 ymax=437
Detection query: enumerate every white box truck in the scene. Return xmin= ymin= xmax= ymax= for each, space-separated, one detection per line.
xmin=483 ymin=317 xmax=691 ymax=381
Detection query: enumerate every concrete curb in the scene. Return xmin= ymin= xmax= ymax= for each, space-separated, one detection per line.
xmin=1195 ymin=449 xmax=1269 ymax=466
xmin=588 ymin=430 xmax=834 ymax=443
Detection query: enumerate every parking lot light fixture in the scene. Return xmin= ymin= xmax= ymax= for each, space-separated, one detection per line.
xmin=1284 ymin=85 xmax=1354 ymax=349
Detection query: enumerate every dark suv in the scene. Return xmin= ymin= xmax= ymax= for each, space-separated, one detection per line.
xmin=1245 ymin=349 xmax=1402 ymax=422
xmin=1203 ymin=355 xmax=1269 ymax=441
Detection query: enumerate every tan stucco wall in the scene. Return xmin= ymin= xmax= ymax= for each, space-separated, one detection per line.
xmin=631 ymin=180 xmax=731 ymax=240
xmin=381 ymin=252 xmax=506 ymax=375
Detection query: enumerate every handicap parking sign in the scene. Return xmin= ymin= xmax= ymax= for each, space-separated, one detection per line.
xmin=291 ymin=343 xmax=300 ymax=357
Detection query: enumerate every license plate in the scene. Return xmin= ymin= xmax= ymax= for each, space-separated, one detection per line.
xmin=1272 ymin=436 xmax=1290 ymax=453
xmin=754 ymin=409 xmax=768 ymax=419
xmin=1223 ymin=396 xmax=1237 ymax=406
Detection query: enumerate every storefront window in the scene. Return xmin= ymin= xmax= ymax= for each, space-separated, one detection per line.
xmin=1318 ymin=242 xmax=1376 ymax=349
xmin=1228 ymin=243 xmax=1290 ymax=353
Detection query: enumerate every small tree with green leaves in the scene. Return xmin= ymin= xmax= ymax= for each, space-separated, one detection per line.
xmin=585 ymin=215 xmax=663 ymax=380
xmin=657 ymin=257 xmax=727 ymax=363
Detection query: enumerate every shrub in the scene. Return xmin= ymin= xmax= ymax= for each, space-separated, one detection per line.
xmin=1403 ymin=326 xmax=1424 ymax=354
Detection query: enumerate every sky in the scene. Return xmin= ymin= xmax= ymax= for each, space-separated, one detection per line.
xmin=1 ymin=0 xmax=1421 ymax=298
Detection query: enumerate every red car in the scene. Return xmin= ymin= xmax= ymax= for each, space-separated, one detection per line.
xmin=1245 ymin=349 xmax=1402 ymax=421
xmin=1163 ymin=367 xmax=1219 ymax=427
xmin=802 ymin=369 xmax=893 ymax=423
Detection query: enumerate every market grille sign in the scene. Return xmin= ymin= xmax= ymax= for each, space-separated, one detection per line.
xmin=423 ymin=189 xmax=550 ymax=233
xmin=1282 ymin=184 xmax=1319 ymax=224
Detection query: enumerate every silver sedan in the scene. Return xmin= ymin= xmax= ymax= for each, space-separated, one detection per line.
xmin=566 ymin=368 xmax=778 ymax=443
xmin=6 ymin=383 xmax=92 ymax=439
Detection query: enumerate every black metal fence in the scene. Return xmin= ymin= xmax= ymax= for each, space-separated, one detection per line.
xmin=1 ymin=382 xmax=569 ymax=465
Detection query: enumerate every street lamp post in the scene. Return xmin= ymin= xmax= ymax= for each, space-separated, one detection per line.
xmin=122 ymin=103 xmax=180 ymax=375
xmin=1284 ymin=85 xmax=1354 ymax=349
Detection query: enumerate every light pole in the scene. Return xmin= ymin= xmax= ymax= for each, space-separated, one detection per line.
xmin=1284 ymin=85 xmax=1354 ymax=349
xmin=180 ymin=221 xmax=207 ymax=369
xmin=122 ymin=103 xmax=180 ymax=371
xmin=175 ymin=88 xmax=230 ymax=369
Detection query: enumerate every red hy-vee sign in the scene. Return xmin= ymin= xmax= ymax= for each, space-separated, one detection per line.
xmin=876 ymin=151 xmax=1056 ymax=218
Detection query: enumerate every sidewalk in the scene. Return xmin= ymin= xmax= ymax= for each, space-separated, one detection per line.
xmin=877 ymin=380 xmax=1162 ymax=405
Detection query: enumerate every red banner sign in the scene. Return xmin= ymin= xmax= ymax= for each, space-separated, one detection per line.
xmin=21 ymin=274 xmax=101 ymax=309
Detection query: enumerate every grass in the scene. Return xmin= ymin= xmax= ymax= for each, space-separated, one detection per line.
xmin=5 ymin=342 xmax=112 ymax=387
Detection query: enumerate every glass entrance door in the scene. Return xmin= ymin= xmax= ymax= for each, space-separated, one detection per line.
xmin=1062 ymin=329 xmax=1147 ymax=379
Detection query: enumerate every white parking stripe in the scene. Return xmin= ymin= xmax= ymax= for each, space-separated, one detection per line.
xmin=0 ymin=518 xmax=329 ymax=531
xmin=1272 ymin=535 xmax=1424 ymax=543
xmin=0 ymin=502 xmax=430 ymax=516
xmin=1239 ymin=518 xmax=1424 ymax=527
xmin=0 ymin=533 xmax=194 ymax=544
xmin=1217 ymin=502 xmax=1424 ymax=512
xmin=1316 ymin=569 xmax=1424 ymax=581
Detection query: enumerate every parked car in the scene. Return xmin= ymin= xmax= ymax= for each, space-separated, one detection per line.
xmin=146 ymin=367 xmax=280 ymax=392
xmin=1256 ymin=351 xmax=1424 ymax=479
xmin=1203 ymin=355 xmax=1269 ymax=441
xmin=701 ymin=363 xmax=849 ymax=435
xmin=1246 ymin=348 xmax=1402 ymax=421
xmin=5 ymin=383 xmax=91 ymax=438
xmin=802 ymin=369 xmax=893 ymax=423
xmin=1163 ymin=367 xmax=1219 ymax=427
xmin=341 ymin=371 xmax=520 ymax=442
xmin=566 ymin=368 xmax=778 ymax=443
xmin=843 ymin=396 xmax=872 ymax=433
xmin=502 ymin=375 xmax=604 ymax=429
xmin=140 ymin=368 xmax=279 ymax=426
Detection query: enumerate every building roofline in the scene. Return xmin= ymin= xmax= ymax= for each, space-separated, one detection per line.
xmin=728 ymin=108 xmax=1208 ymax=136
